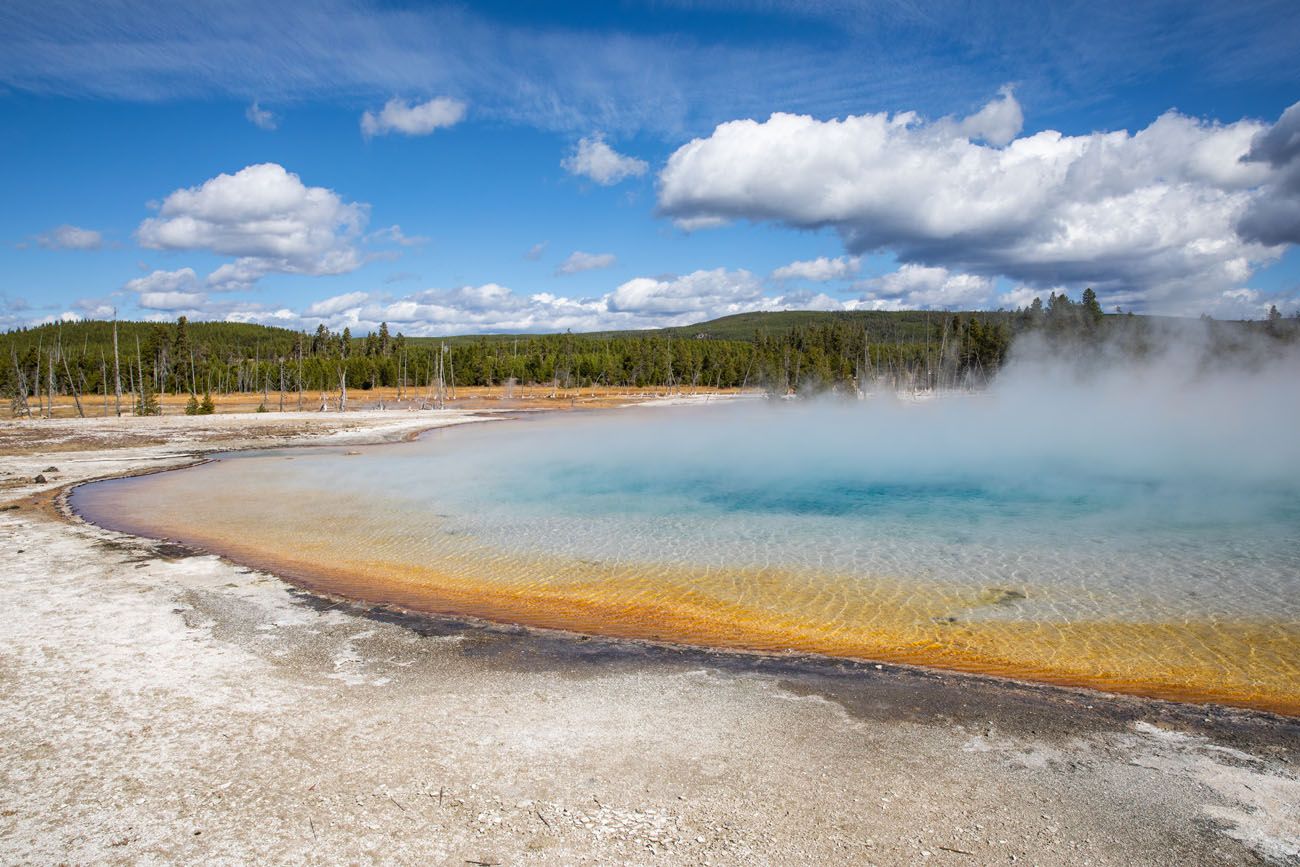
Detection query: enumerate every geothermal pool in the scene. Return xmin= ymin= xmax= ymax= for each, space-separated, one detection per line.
xmin=74 ymin=387 xmax=1300 ymax=714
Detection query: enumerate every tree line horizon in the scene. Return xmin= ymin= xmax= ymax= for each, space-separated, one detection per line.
xmin=3 ymin=294 xmax=1296 ymax=417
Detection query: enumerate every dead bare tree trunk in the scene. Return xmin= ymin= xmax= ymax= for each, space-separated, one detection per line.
xmin=135 ymin=335 xmax=145 ymax=416
xmin=61 ymin=352 xmax=84 ymax=417
xmin=47 ymin=350 xmax=57 ymax=417
xmin=34 ymin=337 xmax=43 ymax=418
xmin=112 ymin=312 xmax=122 ymax=416
xmin=127 ymin=351 xmax=137 ymax=414
xmin=10 ymin=347 xmax=31 ymax=418
xmin=436 ymin=344 xmax=446 ymax=409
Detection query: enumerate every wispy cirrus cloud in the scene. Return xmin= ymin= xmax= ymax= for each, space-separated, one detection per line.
xmin=5 ymin=0 xmax=1294 ymax=138
xmin=367 ymin=225 xmax=429 ymax=247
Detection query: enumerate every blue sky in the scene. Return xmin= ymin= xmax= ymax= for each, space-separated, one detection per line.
xmin=2 ymin=0 xmax=1299 ymax=334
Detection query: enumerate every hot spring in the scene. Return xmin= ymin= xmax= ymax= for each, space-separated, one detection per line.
xmin=73 ymin=357 xmax=1300 ymax=714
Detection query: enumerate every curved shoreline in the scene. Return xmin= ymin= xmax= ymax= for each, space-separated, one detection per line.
xmin=63 ymin=411 xmax=1300 ymax=720
xmin=6 ymin=408 xmax=1300 ymax=864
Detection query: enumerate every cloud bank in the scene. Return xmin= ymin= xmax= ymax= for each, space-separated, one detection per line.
xmin=660 ymin=91 xmax=1296 ymax=314
xmin=1237 ymin=101 xmax=1300 ymax=247
xmin=219 ymin=268 xmax=838 ymax=336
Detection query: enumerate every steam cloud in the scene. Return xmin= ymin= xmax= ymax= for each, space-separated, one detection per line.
xmin=470 ymin=321 xmax=1300 ymax=518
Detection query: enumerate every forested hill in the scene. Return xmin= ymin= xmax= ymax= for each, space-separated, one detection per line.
xmin=0 ymin=308 xmax=1024 ymax=402
xmin=586 ymin=310 xmax=1006 ymax=343
xmin=0 ymin=306 xmax=1039 ymax=362
xmin=2 ymin=319 xmax=306 ymax=361
xmin=3 ymin=299 xmax=1297 ymax=411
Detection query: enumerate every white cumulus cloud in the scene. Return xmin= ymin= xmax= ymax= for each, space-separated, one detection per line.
xmin=772 ymin=255 xmax=860 ymax=282
xmin=306 ymin=291 xmax=371 ymax=317
xmin=953 ymin=85 xmax=1023 ymax=147
xmin=36 ymin=224 xmax=103 ymax=250
xmin=658 ymin=90 xmax=1288 ymax=314
xmin=557 ymin=251 xmax=616 ymax=275
xmin=124 ymin=268 xmax=208 ymax=311
xmin=361 ymin=96 xmax=466 ymax=138
xmin=136 ymin=163 xmax=368 ymax=287
xmin=562 ymin=134 xmax=648 ymax=185
xmin=607 ymin=268 xmax=768 ymax=318
xmin=245 ymin=100 xmax=277 ymax=130
xmin=125 ymin=267 xmax=200 ymax=294
xmin=73 ymin=297 xmax=117 ymax=319
xmin=853 ymin=265 xmax=995 ymax=310
xmin=295 ymin=268 xmax=848 ymax=336
xmin=138 ymin=291 xmax=207 ymax=311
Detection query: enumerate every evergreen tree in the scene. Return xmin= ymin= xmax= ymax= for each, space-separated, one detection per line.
xmin=134 ymin=376 xmax=161 ymax=416
xmin=172 ymin=315 xmax=193 ymax=392
xmin=311 ymin=323 xmax=329 ymax=355
xmin=1081 ymin=287 xmax=1104 ymax=326
xmin=199 ymin=391 xmax=215 ymax=414
xmin=185 ymin=392 xmax=200 ymax=415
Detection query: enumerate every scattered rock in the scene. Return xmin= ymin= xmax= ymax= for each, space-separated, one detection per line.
xmin=43 ymin=466 xmax=58 ymax=473
xmin=33 ymin=474 xmax=46 ymax=484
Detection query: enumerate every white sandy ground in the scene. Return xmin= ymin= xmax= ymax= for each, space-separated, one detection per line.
xmin=1 ymin=409 xmax=1298 ymax=865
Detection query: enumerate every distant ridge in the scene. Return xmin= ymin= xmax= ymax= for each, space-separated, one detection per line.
xmin=4 ymin=308 xmax=1019 ymax=349
xmin=0 ymin=307 xmax=1255 ymax=349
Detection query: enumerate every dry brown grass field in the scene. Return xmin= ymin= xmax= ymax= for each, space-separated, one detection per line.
xmin=6 ymin=384 xmax=749 ymax=419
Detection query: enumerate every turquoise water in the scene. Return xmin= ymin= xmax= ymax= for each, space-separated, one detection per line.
xmin=368 ymin=405 xmax=1300 ymax=622
xmin=73 ymin=375 xmax=1300 ymax=711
